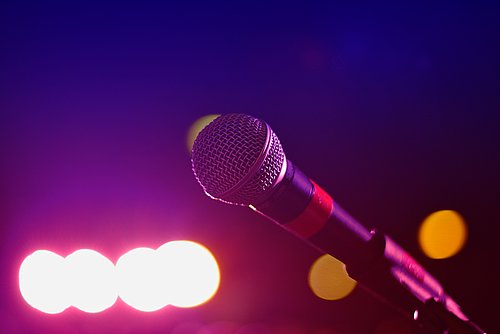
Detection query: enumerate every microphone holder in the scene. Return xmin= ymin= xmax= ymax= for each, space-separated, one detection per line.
xmin=414 ymin=299 xmax=486 ymax=334
xmin=346 ymin=229 xmax=486 ymax=334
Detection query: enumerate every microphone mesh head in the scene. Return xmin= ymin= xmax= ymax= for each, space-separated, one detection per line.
xmin=191 ymin=114 xmax=286 ymax=206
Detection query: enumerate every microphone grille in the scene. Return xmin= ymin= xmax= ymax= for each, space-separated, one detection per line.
xmin=191 ymin=114 xmax=285 ymax=206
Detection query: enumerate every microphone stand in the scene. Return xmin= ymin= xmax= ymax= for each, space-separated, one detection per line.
xmin=346 ymin=229 xmax=487 ymax=334
xmin=415 ymin=299 xmax=486 ymax=334
xmin=255 ymin=162 xmax=486 ymax=333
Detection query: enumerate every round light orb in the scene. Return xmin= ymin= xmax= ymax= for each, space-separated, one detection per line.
xmin=65 ymin=249 xmax=117 ymax=313
xmin=308 ymin=254 xmax=357 ymax=301
xmin=157 ymin=240 xmax=220 ymax=308
xmin=19 ymin=250 xmax=70 ymax=314
xmin=115 ymin=247 xmax=169 ymax=312
xmin=418 ymin=210 xmax=468 ymax=259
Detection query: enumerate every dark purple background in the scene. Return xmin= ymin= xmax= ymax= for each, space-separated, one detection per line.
xmin=1 ymin=2 xmax=499 ymax=333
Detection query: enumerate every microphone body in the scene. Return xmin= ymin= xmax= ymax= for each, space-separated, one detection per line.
xmin=191 ymin=114 xmax=485 ymax=334
xmin=252 ymin=159 xmax=471 ymax=327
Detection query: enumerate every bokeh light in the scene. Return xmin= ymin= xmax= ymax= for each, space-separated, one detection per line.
xmin=157 ymin=240 xmax=220 ymax=308
xmin=115 ymin=247 xmax=168 ymax=312
xmin=418 ymin=210 xmax=468 ymax=259
xmin=19 ymin=241 xmax=220 ymax=314
xmin=115 ymin=241 xmax=220 ymax=311
xmin=19 ymin=250 xmax=70 ymax=314
xmin=308 ymin=254 xmax=357 ymax=301
xmin=65 ymin=249 xmax=117 ymax=313
xmin=186 ymin=114 xmax=220 ymax=152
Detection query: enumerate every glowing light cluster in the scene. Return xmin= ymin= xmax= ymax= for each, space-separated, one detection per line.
xmin=19 ymin=241 xmax=220 ymax=314
xmin=116 ymin=241 xmax=220 ymax=311
xmin=418 ymin=210 xmax=468 ymax=259
xmin=308 ymin=254 xmax=357 ymax=301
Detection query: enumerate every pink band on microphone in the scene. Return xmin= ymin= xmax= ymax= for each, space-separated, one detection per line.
xmin=284 ymin=180 xmax=333 ymax=238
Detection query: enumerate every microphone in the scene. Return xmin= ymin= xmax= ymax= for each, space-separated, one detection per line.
xmin=191 ymin=114 xmax=485 ymax=334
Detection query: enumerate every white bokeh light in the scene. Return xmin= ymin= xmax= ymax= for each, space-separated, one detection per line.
xmin=115 ymin=247 xmax=169 ymax=312
xmin=19 ymin=241 xmax=220 ymax=313
xmin=65 ymin=249 xmax=117 ymax=313
xmin=157 ymin=240 xmax=220 ymax=308
xmin=19 ymin=250 xmax=70 ymax=314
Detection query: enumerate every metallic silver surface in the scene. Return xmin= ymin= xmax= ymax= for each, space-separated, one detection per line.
xmin=191 ymin=114 xmax=286 ymax=206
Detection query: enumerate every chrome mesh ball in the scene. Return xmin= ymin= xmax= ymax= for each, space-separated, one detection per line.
xmin=191 ymin=114 xmax=286 ymax=206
